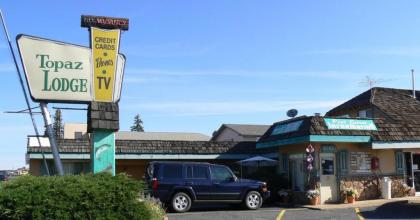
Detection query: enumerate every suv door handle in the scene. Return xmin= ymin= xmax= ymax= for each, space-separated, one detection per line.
xmin=185 ymin=182 xmax=193 ymax=185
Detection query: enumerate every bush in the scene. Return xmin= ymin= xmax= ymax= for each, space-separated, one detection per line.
xmin=0 ymin=173 xmax=157 ymax=220
xmin=141 ymin=195 xmax=166 ymax=220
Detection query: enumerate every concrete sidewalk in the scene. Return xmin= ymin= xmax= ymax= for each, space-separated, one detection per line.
xmin=301 ymin=196 xmax=420 ymax=210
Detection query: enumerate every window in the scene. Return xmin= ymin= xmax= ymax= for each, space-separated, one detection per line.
xmin=358 ymin=109 xmax=373 ymax=118
xmin=75 ymin=132 xmax=83 ymax=139
xmin=210 ymin=166 xmax=233 ymax=181
xmin=162 ymin=164 xmax=183 ymax=179
xmin=271 ymin=120 xmax=303 ymax=136
xmin=321 ymin=158 xmax=334 ymax=175
xmin=186 ymin=165 xmax=209 ymax=179
xmin=187 ymin=166 xmax=193 ymax=178
xmin=395 ymin=151 xmax=405 ymax=175
xmin=336 ymin=150 xmax=348 ymax=175
xmin=193 ymin=166 xmax=208 ymax=179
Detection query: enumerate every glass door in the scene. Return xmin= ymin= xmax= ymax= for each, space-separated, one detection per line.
xmin=413 ymin=153 xmax=420 ymax=193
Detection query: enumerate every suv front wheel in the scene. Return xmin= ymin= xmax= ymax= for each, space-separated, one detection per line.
xmin=171 ymin=192 xmax=192 ymax=213
xmin=244 ymin=191 xmax=262 ymax=210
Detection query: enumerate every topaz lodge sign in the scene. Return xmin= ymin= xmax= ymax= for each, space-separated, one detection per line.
xmin=17 ymin=35 xmax=125 ymax=103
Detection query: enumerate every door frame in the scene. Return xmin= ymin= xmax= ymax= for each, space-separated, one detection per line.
xmin=411 ymin=153 xmax=420 ymax=196
xmin=319 ymin=152 xmax=338 ymax=204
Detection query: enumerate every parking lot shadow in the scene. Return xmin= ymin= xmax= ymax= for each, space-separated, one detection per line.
xmin=360 ymin=200 xmax=420 ymax=219
xmin=166 ymin=203 xmax=278 ymax=213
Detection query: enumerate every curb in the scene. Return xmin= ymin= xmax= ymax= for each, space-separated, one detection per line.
xmin=301 ymin=199 xmax=410 ymax=210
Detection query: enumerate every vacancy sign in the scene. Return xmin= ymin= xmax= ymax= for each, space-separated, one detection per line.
xmin=91 ymin=27 xmax=121 ymax=102
xmin=17 ymin=35 xmax=125 ymax=103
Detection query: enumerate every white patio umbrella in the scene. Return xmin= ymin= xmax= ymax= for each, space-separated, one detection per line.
xmin=236 ymin=156 xmax=278 ymax=178
xmin=236 ymin=156 xmax=278 ymax=167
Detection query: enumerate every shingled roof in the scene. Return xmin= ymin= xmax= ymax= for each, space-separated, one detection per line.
xmin=211 ymin=124 xmax=270 ymax=141
xmin=258 ymin=115 xmax=420 ymax=145
xmin=116 ymin=131 xmax=210 ymax=141
xmin=27 ymin=138 xmax=259 ymax=155
xmin=327 ymin=87 xmax=420 ymax=123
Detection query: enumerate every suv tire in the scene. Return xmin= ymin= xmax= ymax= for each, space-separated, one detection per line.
xmin=244 ymin=191 xmax=262 ymax=210
xmin=171 ymin=192 xmax=192 ymax=213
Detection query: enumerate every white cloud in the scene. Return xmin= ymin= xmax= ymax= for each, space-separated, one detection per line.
xmin=124 ymin=68 xmax=365 ymax=81
xmin=122 ymin=42 xmax=211 ymax=58
xmin=301 ymin=47 xmax=420 ymax=56
xmin=123 ymin=100 xmax=344 ymax=116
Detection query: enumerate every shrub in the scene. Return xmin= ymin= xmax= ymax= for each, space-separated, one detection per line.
xmin=0 ymin=173 xmax=154 ymax=220
xmin=141 ymin=195 xmax=166 ymax=220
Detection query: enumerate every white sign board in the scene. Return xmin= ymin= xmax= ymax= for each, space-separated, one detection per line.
xmin=17 ymin=35 xmax=125 ymax=103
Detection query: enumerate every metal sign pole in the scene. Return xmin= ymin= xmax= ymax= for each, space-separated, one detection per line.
xmin=0 ymin=10 xmax=51 ymax=175
xmin=40 ymin=102 xmax=64 ymax=176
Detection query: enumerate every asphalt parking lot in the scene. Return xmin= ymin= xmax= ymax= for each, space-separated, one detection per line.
xmin=167 ymin=200 xmax=420 ymax=220
xmin=167 ymin=204 xmax=281 ymax=220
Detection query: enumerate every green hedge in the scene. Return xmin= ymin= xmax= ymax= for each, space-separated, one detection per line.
xmin=0 ymin=173 xmax=158 ymax=220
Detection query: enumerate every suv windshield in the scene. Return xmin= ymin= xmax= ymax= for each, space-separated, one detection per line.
xmin=210 ymin=166 xmax=233 ymax=181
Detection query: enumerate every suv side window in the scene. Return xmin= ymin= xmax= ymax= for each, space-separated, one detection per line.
xmin=210 ymin=165 xmax=233 ymax=181
xmin=186 ymin=165 xmax=209 ymax=179
xmin=162 ymin=164 xmax=183 ymax=179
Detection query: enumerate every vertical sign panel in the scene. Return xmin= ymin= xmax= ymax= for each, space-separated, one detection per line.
xmin=92 ymin=130 xmax=115 ymax=175
xmin=91 ymin=28 xmax=120 ymax=102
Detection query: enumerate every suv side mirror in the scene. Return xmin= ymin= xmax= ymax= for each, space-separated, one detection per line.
xmin=229 ymin=176 xmax=237 ymax=182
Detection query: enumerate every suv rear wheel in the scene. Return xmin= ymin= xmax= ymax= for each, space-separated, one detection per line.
xmin=244 ymin=191 xmax=262 ymax=210
xmin=171 ymin=192 xmax=192 ymax=213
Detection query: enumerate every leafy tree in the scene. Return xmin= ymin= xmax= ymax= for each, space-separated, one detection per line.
xmin=52 ymin=109 xmax=63 ymax=139
xmin=130 ymin=114 xmax=144 ymax=132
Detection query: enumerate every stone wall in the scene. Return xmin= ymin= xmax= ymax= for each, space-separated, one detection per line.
xmin=339 ymin=175 xmax=406 ymax=201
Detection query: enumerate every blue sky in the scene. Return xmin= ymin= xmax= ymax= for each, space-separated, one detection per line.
xmin=0 ymin=1 xmax=419 ymax=169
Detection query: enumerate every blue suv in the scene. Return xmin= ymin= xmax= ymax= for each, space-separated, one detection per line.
xmin=145 ymin=161 xmax=270 ymax=213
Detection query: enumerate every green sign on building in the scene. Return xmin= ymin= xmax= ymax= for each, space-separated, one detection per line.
xmin=92 ymin=130 xmax=115 ymax=175
xmin=324 ymin=118 xmax=377 ymax=131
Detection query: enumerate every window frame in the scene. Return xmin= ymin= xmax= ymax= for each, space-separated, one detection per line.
xmin=210 ymin=165 xmax=234 ymax=182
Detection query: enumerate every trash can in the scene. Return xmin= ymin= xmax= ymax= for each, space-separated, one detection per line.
xmin=381 ymin=177 xmax=392 ymax=199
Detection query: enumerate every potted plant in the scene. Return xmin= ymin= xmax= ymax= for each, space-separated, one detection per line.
xmin=306 ymin=189 xmax=320 ymax=205
xmin=346 ymin=188 xmax=357 ymax=203
xmin=277 ymin=189 xmax=291 ymax=203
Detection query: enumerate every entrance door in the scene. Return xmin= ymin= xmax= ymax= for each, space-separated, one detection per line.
xmin=412 ymin=153 xmax=420 ymax=194
xmin=320 ymin=153 xmax=338 ymax=204
xmin=290 ymin=158 xmax=305 ymax=191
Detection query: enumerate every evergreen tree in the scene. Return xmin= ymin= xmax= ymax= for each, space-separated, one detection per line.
xmin=130 ymin=114 xmax=144 ymax=132
xmin=52 ymin=109 xmax=63 ymax=139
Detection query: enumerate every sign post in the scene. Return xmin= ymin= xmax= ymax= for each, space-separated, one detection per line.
xmin=40 ymin=102 xmax=64 ymax=175
xmin=82 ymin=15 xmax=128 ymax=175
xmin=306 ymin=144 xmax=315 ymax=185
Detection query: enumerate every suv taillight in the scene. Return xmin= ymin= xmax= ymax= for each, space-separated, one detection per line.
xmin=152 ymin=178 xmax=159 ymax=191
xmin=261 ymin=182 xmax=268 ymax=192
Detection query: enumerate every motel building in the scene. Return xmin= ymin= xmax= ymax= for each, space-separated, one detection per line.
xmin=257 ymin=87 xmax=420 ymax=203
xmin=26 ymin=87 xmax=420 ymax=204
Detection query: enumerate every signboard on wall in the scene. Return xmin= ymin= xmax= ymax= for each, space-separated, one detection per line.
xmin=92 ymin=130 xmax=115 ymax=175
xmin=350 ymin=152 xmax=371 ymax=173
xmin=17 ymin=35 xmax=125 ymax=103
xmin=324 ymin=118 xmax=377 ymax=131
